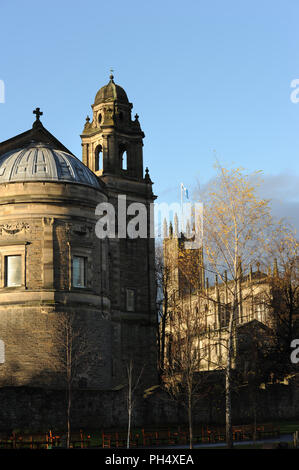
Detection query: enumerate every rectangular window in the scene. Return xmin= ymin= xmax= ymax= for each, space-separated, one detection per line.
xmin=0 ymin=339 xmax=4 ymax=364
xmin=5 ymin=255 xmax=22 ymax=287
xmin=72 ymin=256 xmax=86 ymax=288
xmin=126 ymin=288 xmax=135 ymax=312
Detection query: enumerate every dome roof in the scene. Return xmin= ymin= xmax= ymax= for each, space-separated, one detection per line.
xmin=94 ymin=74 xmax=129 ymax=105
xmin=0 ymin=142 xmax=100 ymax=188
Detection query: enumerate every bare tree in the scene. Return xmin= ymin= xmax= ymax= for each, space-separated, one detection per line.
xmin=163 ymin=286 xmax=209 ymax=449
xmin=49 ymin=311 xmax=91 ymax=448
xmin=268 ymin=227 xmax=299 ymax=352
xmin=156 ymin=241 xmax=174 ymax=376
xmin=161 ymin=164 xmax=295 ymax=448
xmin=235 ymin=320 xmax=274 ymax=440
xmin=190 ymin=164 xmax=282 ymax=448
xmin=260 ymin=225 xmax=299 ymax=379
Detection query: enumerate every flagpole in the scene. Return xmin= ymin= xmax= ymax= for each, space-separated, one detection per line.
xmin=180 ymin=183 xmax=183 ymax=234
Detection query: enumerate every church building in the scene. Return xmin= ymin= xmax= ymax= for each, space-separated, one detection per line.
xmin=0 ymin=75 xmax=157 ymax=390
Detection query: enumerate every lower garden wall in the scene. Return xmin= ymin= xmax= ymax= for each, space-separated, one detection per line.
xmin=0 ymin=378 xmax=298 ymax=433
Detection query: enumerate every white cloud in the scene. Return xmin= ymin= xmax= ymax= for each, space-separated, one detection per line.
xmin=257 ymin=173 xmax=299 ymax=233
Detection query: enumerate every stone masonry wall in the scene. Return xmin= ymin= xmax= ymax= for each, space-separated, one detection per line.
xmin=0 ymin=380 xmax=298 ymax=433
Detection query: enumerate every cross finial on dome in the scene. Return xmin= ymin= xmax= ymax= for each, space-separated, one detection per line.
xmin=109 ymin=68 xmax=114 ymax=81
xmin=33 ymin=107 xmax=43 ymax=121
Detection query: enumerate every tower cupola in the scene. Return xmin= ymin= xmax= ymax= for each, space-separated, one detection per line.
xmin=81 ymin=74 xmax=145 ymax=180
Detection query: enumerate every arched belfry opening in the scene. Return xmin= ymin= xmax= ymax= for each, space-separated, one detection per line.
xmin=119 ymin=143 xmax=129 ymax=172
xmin=122 ymin=151 xmax=128 ymax=171
xmin=94 ymin=144 xmax=102 ymax=173
xmin=81 ymin=74 xmax=146 ymax=180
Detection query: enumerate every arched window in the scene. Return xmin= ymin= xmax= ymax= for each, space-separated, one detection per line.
xmin=119 ymin=144 xmax=128 ymax=171
xmin=95 ymin=145 xmax=102 ymax=172
xmin=122 ymin=150 xmax=128 ymax=170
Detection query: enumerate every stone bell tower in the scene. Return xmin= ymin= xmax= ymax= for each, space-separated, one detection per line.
xmin=80 ymin=74 xmax=158 ymax=387
xmin=81 ymin=73 xmax=144 ymax=179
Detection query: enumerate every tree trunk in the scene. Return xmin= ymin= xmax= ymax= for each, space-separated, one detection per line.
xmin=66 ymin=327 xmax=71 ymax=450
xmin=287 ymin=284 xmax=294 ymax=349
xmin=226 ymin=308 xmax=234 ymax=449
xmin=188 ymin=392 xmax=193 ymax=449
xmin=127 ymin=405 xmax=131 ymax=449
xmin=67 ymin=383 xmax=71 ymax=449
xmin=160 ymin=313 xmax=167 ymax=373
xmin=253 ymin=397 xmax=257 ymax=442
xmin=225 ymin=369 xmax=233 ymax=448
xmin=127 ymin=361 xmax=132 ymax=449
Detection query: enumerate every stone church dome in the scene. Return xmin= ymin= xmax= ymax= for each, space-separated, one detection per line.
xmin=94 ymin=74 xmax=129 ymax=105
xmin=0 ymin=142 xmax=100 ymax=188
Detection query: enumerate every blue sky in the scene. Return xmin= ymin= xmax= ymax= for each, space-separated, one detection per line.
xmin=1 ymin=0 xmax=299 ymax=228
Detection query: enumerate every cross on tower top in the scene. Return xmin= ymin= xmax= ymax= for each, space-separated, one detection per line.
xmin=33 ymin=107 xmax=43 ymax=121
